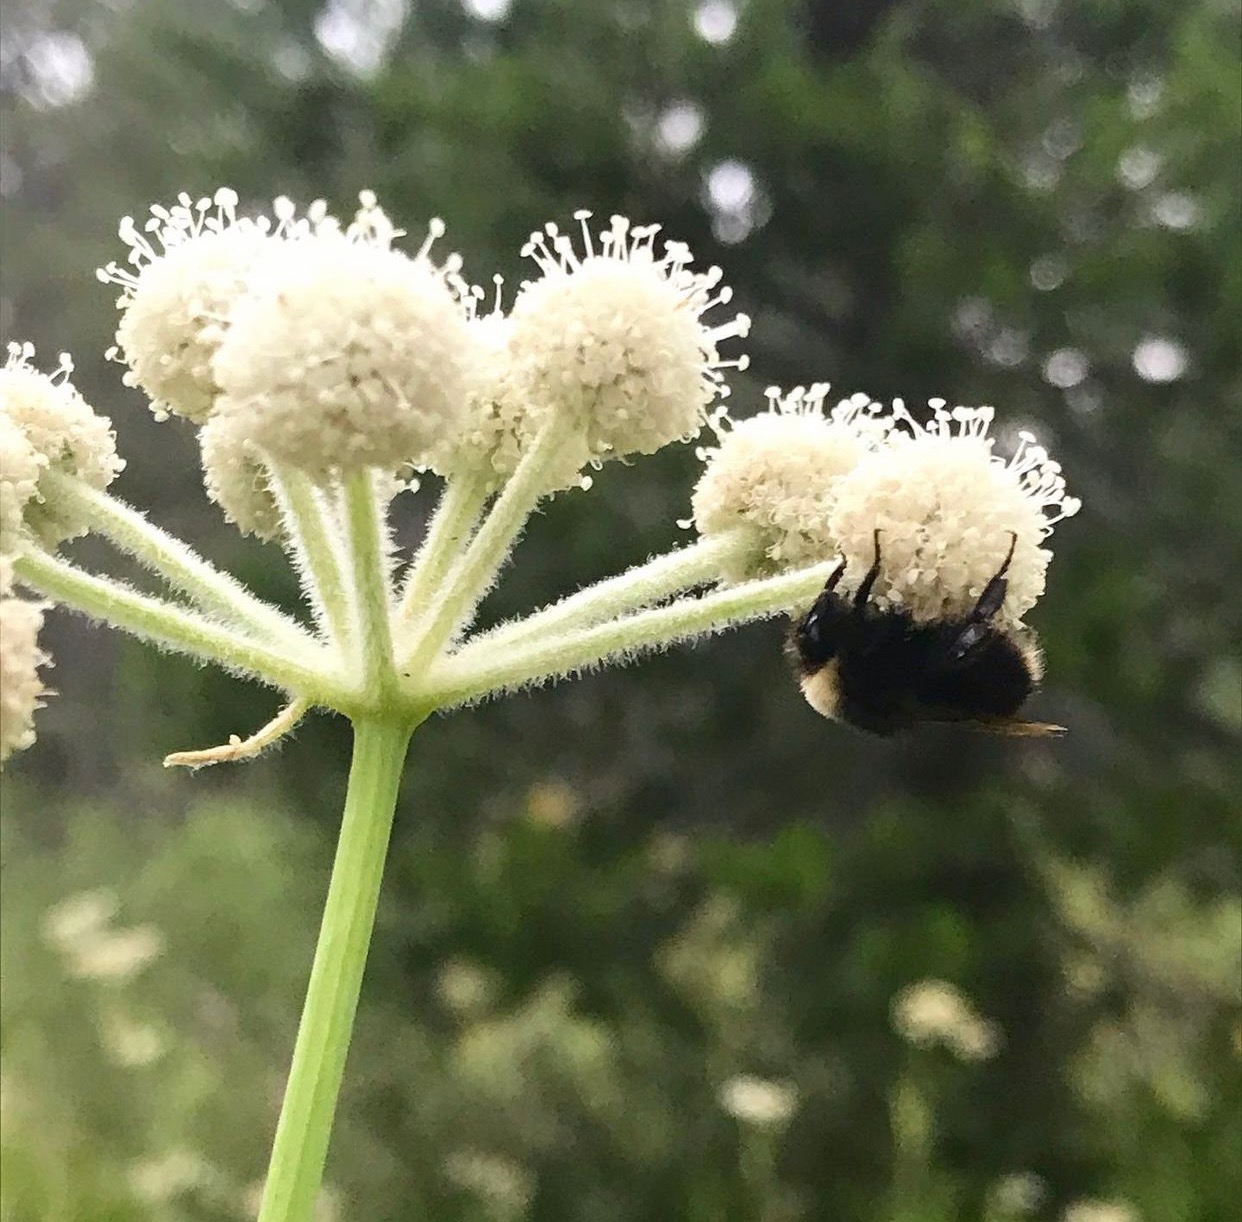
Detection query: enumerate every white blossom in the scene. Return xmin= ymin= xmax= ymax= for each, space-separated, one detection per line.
xmin=692 ymin=385 xmax=895 ymax=579
xmin=0 ymin=412 xmax=42 ymax=550
xmin=0 ymin=557 xmax=48 ymax=766
xmin=0 ymin=343 xmax=123 ymax=545
xmin=507 ymin=211 xmax=750 ymax=470
xmin=719 ymin=1074 xmax=798 ymax=1127
xmin=99 ymin=188 xmax=331 ymax=423
xmin=892 ymin=978 xmax=1003 ymax=1062
xmin=211 ymin=203 xmax=471 ymax=478
xmin=199 ymin=410 xmax=284 ymax=540
xmin=828 ymin=402 xmax=1080 ymax=626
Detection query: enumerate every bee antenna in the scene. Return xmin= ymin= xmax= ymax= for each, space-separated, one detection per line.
xmin=853 ymin=530 xmax=884 ymax=613
xmin=997 ymin=530 xmax=1017 ymax=579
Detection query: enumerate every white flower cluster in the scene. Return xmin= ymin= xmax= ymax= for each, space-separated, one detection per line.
xmin=0 ymin=344 xmax=123 ymax=546
xmin=718 ymin=1074 xmax=799 ymax=1128
xmin=0 ymin=556 xmax=47 ymax=765
xmin=692 ymin=385 xmax=896 ymax=580
xmin=891 ymin=978 xmax=1003 ymax=1062
xmin=694 ymin=392 xmax=1080 ymax=625
xmin=100 ymin=193 xmax=751 ymax=535
xmin=0 ymin=344 xmax=122 ymax=764
xmin=2 ymin=185 xmax=1084 ymax=765
xmin=506 ymin=212 xmax=750 ymax=470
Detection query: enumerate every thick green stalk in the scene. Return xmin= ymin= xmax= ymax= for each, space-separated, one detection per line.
xmin=257 ymin=717 xmax=413 ymax=1222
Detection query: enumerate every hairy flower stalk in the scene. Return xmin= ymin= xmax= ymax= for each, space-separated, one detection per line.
xmin=40 ymin=469 xmax=307 ymax=648
xmin=473 ymin=530 xmax=755 ymax=652
xmin=2 ymin=188 xmax=1081 ymax=1221
xmin=423 ymin=558 xmax=843 ymax=710
xmin=394 ymin=474 xmax=492 ymax=629
xmin=264 ymin=465 xmax=356 ymax=653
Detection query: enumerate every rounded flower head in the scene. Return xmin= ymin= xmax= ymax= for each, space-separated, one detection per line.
xmin=428 ymin=280 xmax=586 ymax=494
xmin=0 ymin=344 xmax=123 ymax=546
xmin=0 ymin=557 xmax=49 ymax=766
xmin=691 ymin=385 xmax=895 ymax=579
xmin=827 ymin=402 xmax=1080 ymax=626
xmin=0 ymin=412 xmax=42 ymax=551
xmin=99 ymin=189 xmax=332 ymax=423
xmin=718 ymin=1075 xmax=798 ymax=1128
xmin=211 ymin=200 xmax=471 ymax=479
xmin=1061 ymin=1202 xmax=1140 ymax=1222
xmin=891 ymin=979 xmax=1002 ymax=1062
xmin=507 ymin=212 xmax=750 ymax=469
xmin=199 ymin=411 xmax=283 ymax=541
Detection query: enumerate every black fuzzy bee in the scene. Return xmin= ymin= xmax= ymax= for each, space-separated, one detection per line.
xmin=787 ymin=530 xmax=1064 ymax=737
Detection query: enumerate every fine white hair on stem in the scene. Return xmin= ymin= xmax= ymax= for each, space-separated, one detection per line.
xmin=420 ymin=559 xmax=840 ymax=709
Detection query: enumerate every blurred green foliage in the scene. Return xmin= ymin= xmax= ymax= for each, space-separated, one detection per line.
xmin=1 ymin=0 xmax=1239 ymax=1219
xmin=3 ymin=790 xmax=1239 ymax=1221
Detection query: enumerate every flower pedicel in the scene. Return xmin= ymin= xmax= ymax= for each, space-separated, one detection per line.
xmin=1 ymin=188 xmax=1079 ymax=1222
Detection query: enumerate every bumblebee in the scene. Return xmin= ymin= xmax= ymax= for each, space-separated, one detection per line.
xmin=788 ymin=531 xmax=1064 ymax=736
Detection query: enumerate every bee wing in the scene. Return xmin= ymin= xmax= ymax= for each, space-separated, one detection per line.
xmin=935 ymin=713 xmax=1067 ymax=737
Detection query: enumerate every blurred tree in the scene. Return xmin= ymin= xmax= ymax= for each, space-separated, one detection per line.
xmin=1 ymin=0 xmax=1239 ymax=1219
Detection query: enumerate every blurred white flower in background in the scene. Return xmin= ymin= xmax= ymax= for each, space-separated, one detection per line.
xmin=719 ymin=1074 xmax=798 ymax=1127
xmin=892 ymin=979 xmax=1003 ymax=1062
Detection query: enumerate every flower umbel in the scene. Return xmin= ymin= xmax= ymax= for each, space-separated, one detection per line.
xmin=7 ymin=187 xmax=1084 ymax=1222
xmin=211 ymin=204 xmax=471 ymax=479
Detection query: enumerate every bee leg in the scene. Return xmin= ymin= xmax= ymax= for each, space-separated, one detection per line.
xmin=823 ymin=555 xmax=847 ymax=595
xmin=970 ymin=530 xmax=1018 ymax=623
xmin=852 ymin=528 xmax=883 ymax=613
xmin=948 ymin=532 xmax=1018 ymax=660
xmin=795 ymin=555 xmax=848 ymax=651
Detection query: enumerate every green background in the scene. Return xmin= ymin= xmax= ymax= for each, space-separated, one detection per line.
xmin=1 ymin=1 xmax=1239 ymax=1219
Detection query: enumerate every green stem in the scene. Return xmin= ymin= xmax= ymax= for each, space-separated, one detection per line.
xmin=12 ymin=549 xmax=345 ymax=703
xmin=342 ymin=470 xmax=396 ymax=695
xmin=421 ymin=559 xmax=838 ymax=708
xmin=400 ymin=420 xmax=565 ymax=680
xmin=473 ymin=531 xmax=750 ymax=652
xmin=257 ymin=718 xmax=413 ymax=1222
xmin=270 ymin=467 xmax=356 ymax=655
xmin=41 ymin=471 xmax=309 ymax=648
xmin=395 ymin=476 xmax=490 ymax=630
